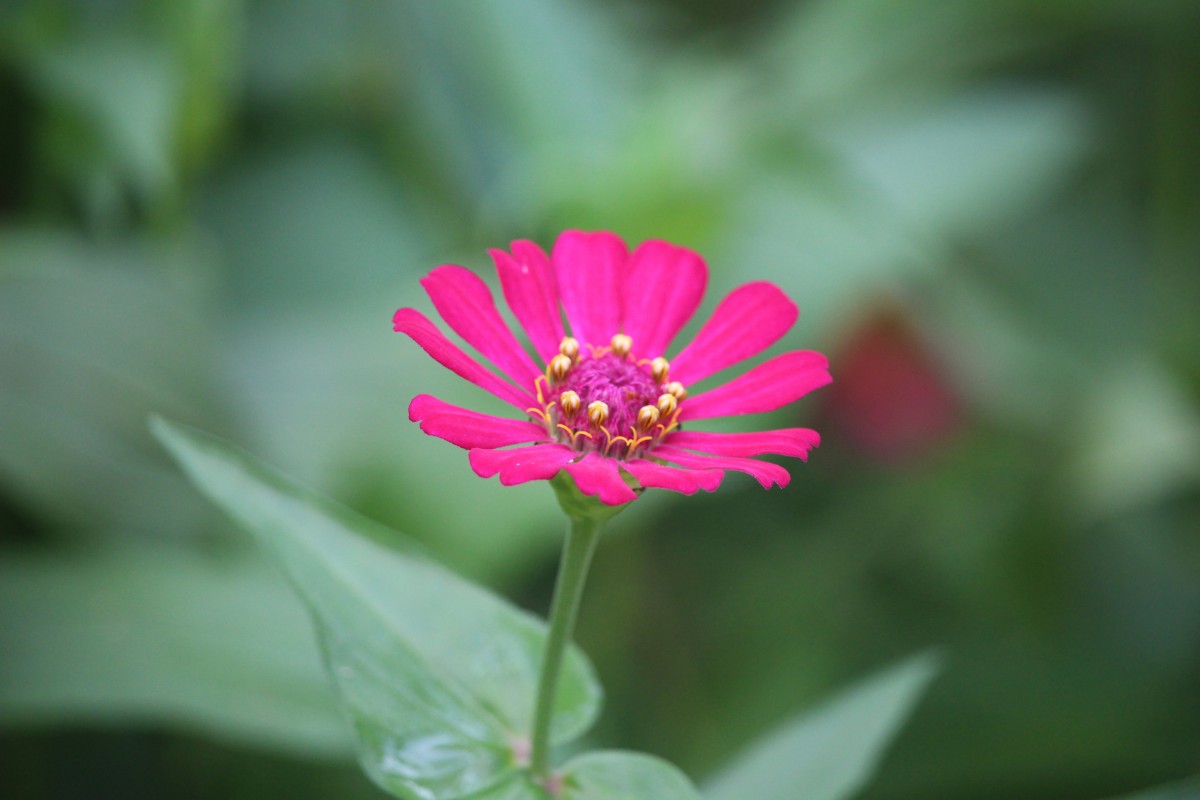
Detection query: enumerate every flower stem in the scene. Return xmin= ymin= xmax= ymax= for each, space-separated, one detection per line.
xmin=529 ymin=514 xmax=603 ymax=778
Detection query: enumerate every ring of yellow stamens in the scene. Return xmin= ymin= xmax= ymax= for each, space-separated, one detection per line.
xmin=655 ymin=392 xmax=677 ymax=417
xmin=650 ymin=356 xmax=670 ymax=383
xmin=559 ymin=336 xmax=580 ymax=362
xmin=530 ymin=342 xmax=691 ymax=459
xmin=663 ymin=381 xmax=687 ymax=401
xmin=587 ymin=400 xmax=609 ymax=427
xmin=548 ymin=354 xmax=573 ymax=382
xmin=559 ymin=390 xmax=581 ymax=417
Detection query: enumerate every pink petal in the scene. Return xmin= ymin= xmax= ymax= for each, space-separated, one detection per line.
xmin=670 ymin=282 xmax=798 ymax=385
xmin=665 ymin=428 xmax=820 ymax=460
xmin=653 ymin=446 xmax=791 ymax=489
xmin=408 ymin=394 xmax=547 ymax=450
xmin=492 ymin=241 xmax=564 ymax=363
xmin=622 ymin=459 xmax=724 ymax=495
xmin=564 ymin=453 xmax=638 ymax=506
xmin=393 ymin=308 xmax=535 ymax=410
xmin=621 ymin=240 xmax=707 ymax=358
xmin=469 ymin=444 xmax=576 ymax=486
xmin=553 ymin=230 xmax=627 ymax=346
xmin=421 ymin=265 xmax=541 ymax=385
xmin=680 ymin=350 xmax=831 ymax=421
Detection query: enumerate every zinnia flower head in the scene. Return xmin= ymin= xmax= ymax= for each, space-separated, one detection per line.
xmin=394 ymin=230 xmax=831 ymax=506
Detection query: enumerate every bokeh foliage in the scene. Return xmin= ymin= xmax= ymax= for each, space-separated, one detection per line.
xmin=2 ymin=0 xmax=1199 ymax=798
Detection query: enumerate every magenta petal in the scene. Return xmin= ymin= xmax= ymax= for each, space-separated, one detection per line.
xmin=408 ymin=394 xmax=547 ymax=450
xmin=666 ymin=428 xmax=820 ymax=460
xmin=622 ymin=459 xmax=724 ymax=495
xmin=469 ymin=444 xmax=576 ymax=486
xmin=493 ymin=241 xmax=564 ymax=362
xmin=393 ymin=308 xmax=535 ymax=410
xmin=421 ymin=265 xmax=541 ymax=385
xmin=564 ymin=453 xmax=638 ymax=506
xmin=671 ymin=282 xmax=798 ymax=385
xmin=681 ymin=350 xmax=832 ymax=420
xmin=622 ymin=240 xmax=707 ymax=358
xmin=553 ymin=230 xmax=627 ymax=345
xmin=653 ymin=446 xmax=791 ymax=489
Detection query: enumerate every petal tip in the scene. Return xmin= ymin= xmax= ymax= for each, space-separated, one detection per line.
xmin=467 ymin=448 xmax=499 ymax=478
xmin=392 ymin=307 xmax=418 ymax=332
xmin=408 ymin=394 xmax=434 ymax=422
xmin=698 ymin=469 xmax=725 ymax=493
xmin=767 ymin=469 xmax=792 ymax=490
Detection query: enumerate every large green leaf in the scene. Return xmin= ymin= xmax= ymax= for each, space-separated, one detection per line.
xmin=704 ymin=654 xmax=939 ymax=800
xmin=153 ymin=417 xmax=602 ymax=800
xmin=0 ymin=545 xmax=348 ymax=756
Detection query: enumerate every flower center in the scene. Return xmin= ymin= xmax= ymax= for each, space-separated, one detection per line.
xmin=530 ymin=335 xmax=688 ymax=459
xmin=561 ymin=354 xmax=660 ymax=432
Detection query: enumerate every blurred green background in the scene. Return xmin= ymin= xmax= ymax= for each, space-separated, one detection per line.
xmin=2 ymin=0 xmax=1199 ymax=798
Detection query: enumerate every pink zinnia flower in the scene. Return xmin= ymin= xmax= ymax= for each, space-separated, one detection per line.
xmin=393 ymin=230 xmax=831 ymax=506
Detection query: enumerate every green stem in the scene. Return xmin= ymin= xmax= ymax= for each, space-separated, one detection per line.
xmin=529 ymin=514 xmax=603 ymax=778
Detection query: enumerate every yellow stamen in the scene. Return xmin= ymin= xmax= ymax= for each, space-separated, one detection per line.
xmin=610 ymin=333 xmax=633 ymax=358
xmin=605 ymin=433 xmax=632 ymax=455
xmin=650 ymin=357 xmax=670 ymax=383
xmin=664 ymin=381 xmax=688 ymax=401
xmin=559 ymin=336 xmax=580 ymax=361
xmin=587 ymin=400 xmax=609 ymax=427
xmin=655 ymin=393 xmax=677 ymax=417
xmin=559 ymin=390 xmax=581 ymax=416
xmin=548 ymin=354 xmax=573 ymax=382
xmin=557 ymin=423 xmax=594 ymax=446
xmin=637 ymin=405 xmax=660 ymax=429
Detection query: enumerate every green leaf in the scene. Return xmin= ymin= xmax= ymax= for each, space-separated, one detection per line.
xmin=823 ymin=90 xmax=1088 ymax=237
xmin=474 ymin=751 xmax=701 ymax=800
xmin=0 ymin=229 xmax=223 ymax=538
xmin=152 ymin=417 xmax=602 ymax=800
xmin=1067 ymin=359 xmax=1200 ymax=520
xmin=560 ymin=752 xmax=701 ymax=800
xmin=31 ymin=35 xmax=180 ymax=206
xmin=1102 ymin=777 xmax=1200 ymax=800
xmin=704 ymin=653 xmax=940 ymax=800
xmin=0 ymin=546 xmax=349 ymax=756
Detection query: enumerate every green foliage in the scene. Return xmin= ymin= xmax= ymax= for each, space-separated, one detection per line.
xmin=1103 ymin=777 xmax=1200 ymax=800
xmin=555 ymin=752 xmax=698 ymax=800
xmin=153 ymin=417 xmax=608 ymax=799
xmin=149 ymin=417 xmax=940 ymax=800
xmin=705 ymin=654 xmax=939 ymax=800
xmin=1 ymin=0 xmax=1199 ymax=797
xmin=472 ymin=752 xmax=700 ymax=800
xmin=0 ymin=546 xmax=348 ymax=756
xmin=0 ymin=229 xmax=223 ymax=537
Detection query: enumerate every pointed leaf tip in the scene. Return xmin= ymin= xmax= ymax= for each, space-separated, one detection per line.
xmin=704 ymin=652 xmax=941 ymax=800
